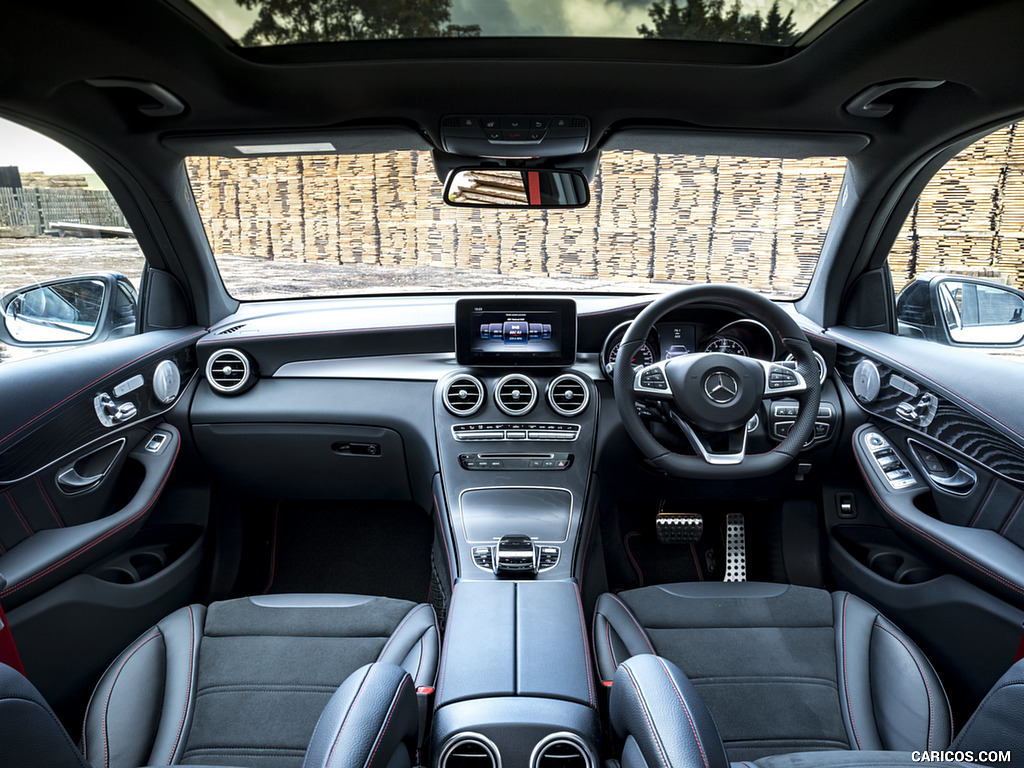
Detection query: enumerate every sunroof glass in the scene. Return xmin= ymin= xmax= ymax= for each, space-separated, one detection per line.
xmin=189 ymin=0 xmax=851 ymax=47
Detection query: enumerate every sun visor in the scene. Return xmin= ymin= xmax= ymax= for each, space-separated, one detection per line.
xmin=162 ymin=126 xmax=432 ymax=157
xmin=601 ymin=127 xmax=869 ymax=158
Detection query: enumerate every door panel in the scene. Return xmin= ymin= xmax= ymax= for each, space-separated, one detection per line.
xmin=0 ymin=327 xmax=207 ymax=723
xmin=825 ymin=327 xmax=1024 ymax=720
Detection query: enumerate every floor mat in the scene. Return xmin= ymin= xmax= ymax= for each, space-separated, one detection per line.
xmin=263 ymin=500 xmax=433 ymax=602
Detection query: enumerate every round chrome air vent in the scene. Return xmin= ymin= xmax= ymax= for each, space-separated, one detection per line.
xmin=440 ymin=733 xmax=501 ymax=768
xmin=547 ymin=374 xmax=590 ymax=416
xmin=444 ymin=375 xmax=485 ymax=417
xmin=495 ymin=374 xmax=537 ymax=416
xmin=531 ymin=733 xmax=593 ymax=768
xmin=206 ymin=349 xmax=253 ymax=395
xmin=784 ymin=349 xmax=828 ymax=385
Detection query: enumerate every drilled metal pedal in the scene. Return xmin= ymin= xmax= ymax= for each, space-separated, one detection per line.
xmin=724 ymin=512 xmax=747 ymax=582
xmin=655 ymin=512 xmax=703 ymax=544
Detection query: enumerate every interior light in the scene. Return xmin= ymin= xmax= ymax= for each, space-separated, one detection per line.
xmin=234 ymin=142 xmax=336 ymax=154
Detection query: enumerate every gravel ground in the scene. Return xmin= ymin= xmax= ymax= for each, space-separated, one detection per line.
xmin=3 ymin=235 xmax=1024 ymax=364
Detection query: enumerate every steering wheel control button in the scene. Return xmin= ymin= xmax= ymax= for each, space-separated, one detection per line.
xmin=863 ymin=431 xmax=917 ymax=490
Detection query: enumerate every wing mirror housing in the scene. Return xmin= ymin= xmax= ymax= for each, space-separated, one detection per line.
xmin=897 ymin=273 xmax=1024 ymax=347
xmin=0 ymin=272 xmax=137 ymax=347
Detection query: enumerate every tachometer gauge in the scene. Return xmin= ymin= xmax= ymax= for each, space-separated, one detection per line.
xmin=703 ymin=337 xmax=747 ymax=355
xmin=608 ymin=341 xmax=655 ymax=372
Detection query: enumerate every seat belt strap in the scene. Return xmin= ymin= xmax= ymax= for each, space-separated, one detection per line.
xmin=0 ymin=576 xmax=25 ymax=675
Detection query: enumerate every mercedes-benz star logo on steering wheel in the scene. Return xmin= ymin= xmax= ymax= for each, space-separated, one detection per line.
xmin=704 ymin=371 xmax=739 ymax=404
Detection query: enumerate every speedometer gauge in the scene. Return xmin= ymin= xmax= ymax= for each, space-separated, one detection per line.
xmin=703 ymin=337 xmax=747 ymax=355
xmin=608 ymin=341 xmax=655 ymax=372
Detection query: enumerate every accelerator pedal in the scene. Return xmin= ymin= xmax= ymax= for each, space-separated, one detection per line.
xmin=655 ymin=511 xmax=703 ymax=544
xmin=724 ymin=512 xmax=747 ymax=582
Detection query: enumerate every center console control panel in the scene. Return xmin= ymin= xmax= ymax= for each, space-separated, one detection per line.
xmin=453 ymin=423 xmax=580 ymax=441
xmin=472 ymin=536 xmax=561 ymax=574
xmin=459 ymin=453 xmax=572 ymax=471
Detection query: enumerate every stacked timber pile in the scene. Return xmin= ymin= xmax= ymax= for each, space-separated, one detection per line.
xmin=187 ymin=128 xmax=1024 ymax=295
xmin=20 ymin=172 xmax=89 ymax=188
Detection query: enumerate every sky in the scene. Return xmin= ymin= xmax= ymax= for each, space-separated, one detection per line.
xmin=0 ymin=117 xmax=93 ymax=176
xmin=193 ymin=0 xmax=840 ymax=41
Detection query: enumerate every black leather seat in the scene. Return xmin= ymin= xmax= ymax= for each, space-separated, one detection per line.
xmin=609 ymin=653 xmax=1024 ymax=768
xmin=594 ymin=582 xmax=951 ymax=762
xmin=2 ymin=593 xmax=438 ymax=768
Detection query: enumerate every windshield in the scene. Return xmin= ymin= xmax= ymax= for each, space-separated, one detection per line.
xmin=191 ymin=0 xmax=849 ymax=47
xmin=186 ymin=150 xmax=845 ymax=301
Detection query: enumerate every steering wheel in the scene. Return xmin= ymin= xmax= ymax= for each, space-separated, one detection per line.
xmin=614 ymin=284 xmax=821 ymax=479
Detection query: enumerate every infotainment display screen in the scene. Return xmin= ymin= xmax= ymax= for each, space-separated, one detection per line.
xmin=455 ymin=298 xmax=577 ymax=367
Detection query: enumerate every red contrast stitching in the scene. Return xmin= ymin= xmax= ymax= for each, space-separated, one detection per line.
xmin=967 ymin=478 xmax=997 ymax=528
xmin=432 ymin=492 xmax=454 ymax=590
xmin=607 ymin=594 xmax=657 ymax=656
xmin=574 ymin=582 xmax=596 ymax=709
xmin=624 ymin=532 xmax=644 ymax=587
xmin=840 ymin=593 xmax=864 ymax=750
xmin=324 ymin=667 xmax=374 ymax=768
xmin=36 ymin=476 xmax=64 ymax=528
xmin=606 ymin=621 xmax=618 ymax=669
xmin=874 ymin=621 xmax=935 ymax=751
xmin=364 ymin=676 xmax=410 ymax=768
xmin=852 ymin=442 xmax=1024 ymax=597
xmin=167 ymin=605 xmax=196 ymax=765
xmin=378 ymin=605 xmax=428 ymax=662
xmin=0 ymin=332 xmax=203 ymax=449
xmin=1 ymin=428 xmax=181 ymax=600
xmin=197 ymin=323 xmax=452 ymax=346
xmin=6 ymin=492 xmax=33 ymax=536
xmin=434 ymin=582 xmax=458 ymax=708
xmin=98 ymin=632 xmax=161 ymax=768
xmin=621 ymin=664 xmax=670 ymax=768
xmin=654 ymin=656 xmax=710 ymax=768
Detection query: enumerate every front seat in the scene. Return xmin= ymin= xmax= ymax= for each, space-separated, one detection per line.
xmin=2 ymin=593 xmax=438 ymax=768
xmin=594 ymin=582 xmax=951 ymax=762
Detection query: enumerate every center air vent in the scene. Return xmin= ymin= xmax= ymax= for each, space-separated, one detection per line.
xmin=441 ymin=734 xmax=500 ymax=768
xmin=444 ymin=375 xmax=485 ymax=417
xmin=206 ymin=349 xmax=254 ymax=395
xmin=532 ymin=734 xmax=592 ymax=768
xmin=547 ymin=374 xmax=590 ymax=416
xmin=495 ymin=374 xmax=537 ymax=416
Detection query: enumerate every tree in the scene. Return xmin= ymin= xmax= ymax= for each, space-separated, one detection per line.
xmin=236 ymin=0 xmax=480 ymax=46
xmin=638 ymin=0 xmax=798 ymax=46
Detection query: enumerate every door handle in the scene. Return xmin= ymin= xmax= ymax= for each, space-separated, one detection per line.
xmin=56 ymin=467 xmax=105 ymax=492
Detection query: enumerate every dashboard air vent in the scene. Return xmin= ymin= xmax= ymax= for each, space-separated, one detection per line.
xmin=547 ymin=374 xmax=590 ymax=416
xmin=206 ymin=349 xmax=253 ymax=395
xmin=444 ymin=375 xmax=485 ymax=416
xmin=532 ymin=735 xmax=592 ymax=768
xmin=441 ymin=735 xmax=499 ymax=768
xmin=216 ymin=323 xmax=246 ymax=335
xmin=495 ymin=374 xmax=537 ymax=416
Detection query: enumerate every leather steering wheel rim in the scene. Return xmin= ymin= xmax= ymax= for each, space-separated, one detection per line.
xmin=613 ymin=284 xmax=821 ymax=479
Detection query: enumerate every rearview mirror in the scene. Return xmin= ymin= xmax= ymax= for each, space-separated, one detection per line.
xmin=443 ymin=167 xmax=590 ymax=208
xmin=0 ymin=273 xmax=137 ymax=347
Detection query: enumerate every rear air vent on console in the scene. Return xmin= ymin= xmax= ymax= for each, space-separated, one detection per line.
xmin=206 ymin=349 xmax=254 ymax=395
xmin=444 ymin=375 xmax=485 ymax=416
xmin=441 ymin=735 xmax=500 ymax=768
xmin=547 ymin=374 xmax=589 ymax=416
xmin=532 ymin=734 xmax=593 ymax=768
xmin=496 ymin=374 xmax=537 ymax=416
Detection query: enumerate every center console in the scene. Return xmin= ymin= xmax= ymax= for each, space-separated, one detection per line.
xmin=430 ymin=298 xmax=601 ymax=767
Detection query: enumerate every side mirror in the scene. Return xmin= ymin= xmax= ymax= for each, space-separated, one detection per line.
xmin=0 ymin=272 xmax=137 ymax=347
xmin=897 ymin=275 xmax=1024 ymax=346
xmin=443 ymin=167 xmax=590 ymax=208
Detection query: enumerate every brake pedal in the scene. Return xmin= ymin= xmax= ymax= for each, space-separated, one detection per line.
xmin=724 ymin=513 xmax=747 ymax=582
xmin=655 ymin=511 xmax=703 ymax=544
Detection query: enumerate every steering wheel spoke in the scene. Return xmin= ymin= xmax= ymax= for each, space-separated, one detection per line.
xmin=633 ymin=360 xmax=674 ymax=399
xmin=669 ymin=411 xmax=749 ymax=466
xmin=759 ymin=360 xmax=808 ymax=397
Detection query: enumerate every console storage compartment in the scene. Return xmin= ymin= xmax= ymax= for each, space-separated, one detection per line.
xmin=432 ymin=580 xmax=600 ymax=768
